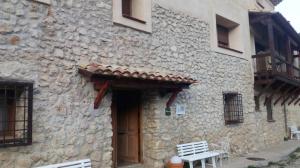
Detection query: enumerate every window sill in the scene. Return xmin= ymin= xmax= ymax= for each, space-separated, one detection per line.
xmin=267 ymin=119 xmax=276 ymax=123
xmin=225 ymin=121 xmax=243 ymax=125
xmin=122 ymin=14 xmax=146 ymax=24
xmin=218 ymin=45 xmax=243 ymax=54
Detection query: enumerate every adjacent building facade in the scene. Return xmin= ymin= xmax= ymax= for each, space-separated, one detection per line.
xmin=0 ymin=0 xmax=300 ymax=167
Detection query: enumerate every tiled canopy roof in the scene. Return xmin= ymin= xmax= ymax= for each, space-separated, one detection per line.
xmin=78 ymin=63 xmax=197 ymax=84
xmin=270 ymin=0 xmax=283 ymax=6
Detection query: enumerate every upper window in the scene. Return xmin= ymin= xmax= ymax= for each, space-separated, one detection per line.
xmin=223 ymin=92 xmax=243 ymax=125
xmin=0 ymin=79 xmax=33 ymax=147
xmin=113 ymin=0 xmax=152 ymax=32
xmin=216 ymin=15 xmax=242 ymax=53
xmin=122 ymin=0 xmax=146 ymax=24
xmin=217 ymin=25 xmax=229 ymax=48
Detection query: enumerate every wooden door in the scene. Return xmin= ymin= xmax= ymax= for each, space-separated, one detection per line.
xmin=112 ymin=91 xmax=141 ymax=167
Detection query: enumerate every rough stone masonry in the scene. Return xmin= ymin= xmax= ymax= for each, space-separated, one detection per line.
xmin=0 ymin=0 xmax=293 ymax=167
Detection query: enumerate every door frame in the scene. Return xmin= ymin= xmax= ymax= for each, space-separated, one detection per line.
xmin=111 ymin=89 xmax=143 ymax=168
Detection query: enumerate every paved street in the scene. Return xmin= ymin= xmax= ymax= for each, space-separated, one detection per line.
xmin=222 ymin=141 xmax=300 ymax=168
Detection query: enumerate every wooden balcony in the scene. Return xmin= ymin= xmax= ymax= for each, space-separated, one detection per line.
xmin=253 ymin=52 xmax=300 ymax=86
xmin=250 ymin=12 xmax=300 ymax=106
xmin=253 ymin=52 xmax=300 ymax=106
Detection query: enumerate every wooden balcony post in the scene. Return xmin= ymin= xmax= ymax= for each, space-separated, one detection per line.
xmin=286 ymin=36 xmax=293 ymax=77
xmin=267 ymin=19 xmax=276 ymax=73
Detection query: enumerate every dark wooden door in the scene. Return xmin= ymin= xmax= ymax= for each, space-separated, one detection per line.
xmin=112 ymin=91 xmax=140 ymax=167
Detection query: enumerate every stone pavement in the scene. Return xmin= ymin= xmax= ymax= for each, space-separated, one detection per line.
xmin=222 ymin=140 xmax=300 ymax=168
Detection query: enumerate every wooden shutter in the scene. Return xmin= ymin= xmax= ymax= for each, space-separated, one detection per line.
xmin=122 ymin=0 xmax=132 ymax=16
xmin=217 ymin=25 xmax=229 ymax=48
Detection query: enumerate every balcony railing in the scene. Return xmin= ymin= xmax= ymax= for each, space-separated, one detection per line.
xmin=253 ymin=52 xmax=300 ymax=82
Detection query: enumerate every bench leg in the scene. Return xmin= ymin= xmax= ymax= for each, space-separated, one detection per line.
xmin=219 ymin=154 xmax=223 ymax=167
xmin=201 ymin=159 xmax=206 ymax=168
xmin=212 ymin=157 xmax=217 ymax=168
xmin=189 ymin=161 xmax=193 ymax=168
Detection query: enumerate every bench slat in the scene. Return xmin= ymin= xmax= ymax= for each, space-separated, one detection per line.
xmin=177 ymin=141 xmax=210 ymax=157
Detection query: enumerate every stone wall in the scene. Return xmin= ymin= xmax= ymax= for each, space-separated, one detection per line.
xmin=0 ymin=0 xmax=293 ymax=168
xmin=254 ymin=95 xmax=286 ymax=147
xmin=287 ymin=104 xmax=300 ymax=128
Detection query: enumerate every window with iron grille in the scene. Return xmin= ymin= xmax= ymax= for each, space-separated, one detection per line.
xmin=223 ymin=92 xmax=243 ymax=125
xmin=0 ymin=80 xmax=33 ymax=147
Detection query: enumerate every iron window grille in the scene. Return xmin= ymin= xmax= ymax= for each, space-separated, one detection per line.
xmin=223 ymin=92 xmax=243 ymax=125
xmin=0 ymin=79 xmax=33 ymax=148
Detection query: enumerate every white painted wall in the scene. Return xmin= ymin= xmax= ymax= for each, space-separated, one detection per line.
xmin=154 ymin=0 xmax=275 ymax=60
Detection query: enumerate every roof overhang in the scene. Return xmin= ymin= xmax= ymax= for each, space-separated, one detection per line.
xmin=249 ymin=11 xmax=300 ymax=45
xmin=270 ymin=0 xmax=283 ymax=6
xmin=79 ymin=63 xmax=197 ymax=109
xmin=79 ymin=63 xmax=197 ymax=89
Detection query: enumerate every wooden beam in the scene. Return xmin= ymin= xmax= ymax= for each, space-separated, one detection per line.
xmin=257 ymin=81 xmax=274 ymax=98
xmin=286 ymin=36 xmax=293 ymax=77
xmin=267 ymin=19 xmax=276 ymax=72
xmin=264 ymin=83 xmax=285 ymax=105
xmin=274 ymin=87 xmax=297 ymax=106
xmin=288 ymin=94 xmax=300 ymax=105
xmin=250 ymin=26 xmax=268 ymax=47
xmin=250 ymin=15 xmax=271 ymax=24
xmin=294 ymin=98 xmax=300 ymax=105
xmin=270 ymin=19 xmax=298 ymax=47
xmin=92 ymin=77 xmax=191 ymax=90
xmin=252 ymin=52 xmax=271 ymax=58
xmin=94 ymin=81 xmax=110 ymax=109
xmin=281 ymin=88 xmax=300 ymax=106
xmin=166 ymin=89 xmax=182 ymax=108
xmin=270 ymin=19 xmax=285 ymax=38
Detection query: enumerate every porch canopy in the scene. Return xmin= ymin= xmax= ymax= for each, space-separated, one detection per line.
xmin=78 ymin=63 xmax=197 ymax=108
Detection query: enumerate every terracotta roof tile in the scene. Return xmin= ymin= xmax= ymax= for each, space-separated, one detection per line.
xmin=79 ymin=63 xmax=197 ymax=84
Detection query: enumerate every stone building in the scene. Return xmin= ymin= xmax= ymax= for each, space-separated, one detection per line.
xmin=0 ymin=0 xmax=300 ymax=168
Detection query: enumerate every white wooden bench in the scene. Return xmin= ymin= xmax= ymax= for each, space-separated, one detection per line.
xmin=177 ymin=141 xmax=220 ymax=168
xmin=36 ymin=159 xmax=91 ymax=168
xmin=290 ymin=126 xmax=300 ymax=140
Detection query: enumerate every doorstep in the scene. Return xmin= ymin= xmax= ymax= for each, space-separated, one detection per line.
xmin=118 ymin=163 xmax=143 ymax=168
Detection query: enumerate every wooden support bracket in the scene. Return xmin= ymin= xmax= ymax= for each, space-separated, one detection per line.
xmin=166 ymin=89 xmax=182 ymax=108
xmin=294 ymin=98 xmax=300 ymax=105
xmin=281 ymin=88 xmax=300 ymax=106
xmin=94 ymin=81 xmax=110 ymax=109
xmin=257 ymin=81 xmax=274 ymax=98
xmin=288 ymin=94 xmax=300 ymax=105
xmin=264 ymin=83 xmax=285 ymax=105
xmin=274 ymin=87 xmax=296 ymax=106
